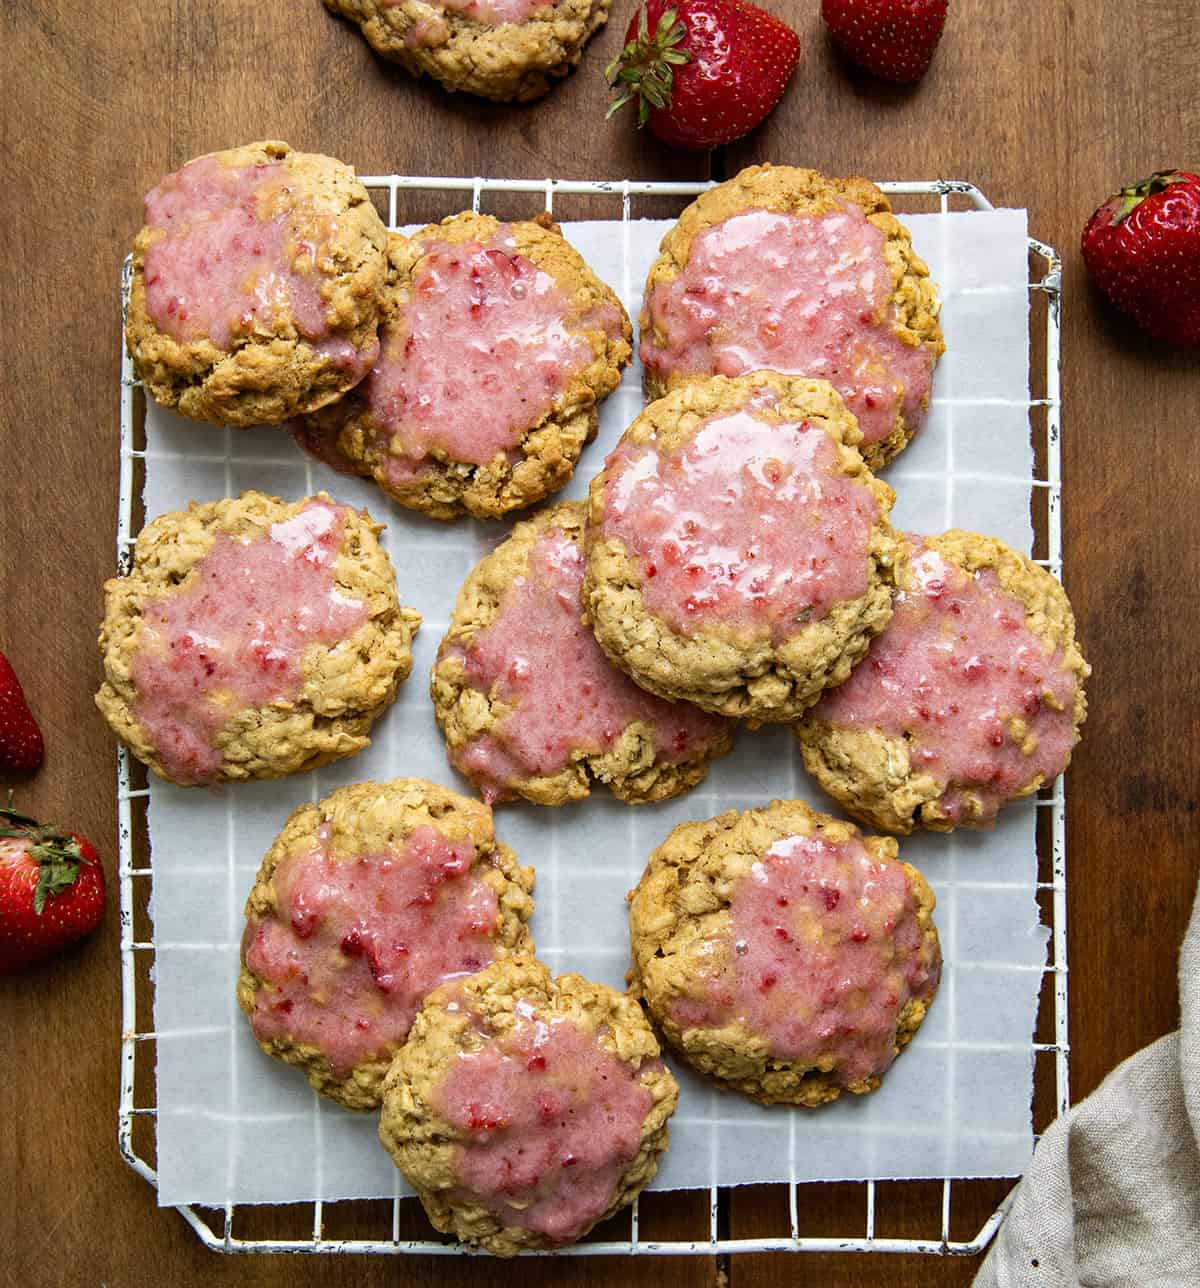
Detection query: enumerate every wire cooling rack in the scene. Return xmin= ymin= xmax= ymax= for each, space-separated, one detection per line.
xmin=116 ymin=175 xmax=1067 ymax=1258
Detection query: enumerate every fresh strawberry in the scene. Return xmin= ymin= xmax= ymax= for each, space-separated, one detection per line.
xmin=1081 ymin=170 xmax=1200 ymax=349
xmin=821 ymin=0 xmax=948 ymax=83
xmin=0 ymin=802 xmax=105 ymax=974
xmin=0 ymin=650 xmax=44 ymax=773
xmin=606 ymin=0 xmax=800 ymax=150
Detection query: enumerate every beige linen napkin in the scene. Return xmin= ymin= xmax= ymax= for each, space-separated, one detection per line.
xmin=975 ymin=879 xmax=1200 ymax=1286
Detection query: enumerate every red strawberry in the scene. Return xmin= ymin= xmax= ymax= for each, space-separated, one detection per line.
xmin=606 ymin=0 xmax=800 ymax=151
xmin=821 ymin=0 xmax=948 ymax=83
xmin=0 ymin=650 xmax=44 ymax=773
xmin=0 ymin=802 xmax=105 ymax=974
xmin=1081 ymin=170 xmax=1200 ymax=349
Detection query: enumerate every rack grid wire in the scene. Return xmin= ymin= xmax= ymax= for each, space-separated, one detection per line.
xmin=116 ymin=174 xmax=1066 ymax=1259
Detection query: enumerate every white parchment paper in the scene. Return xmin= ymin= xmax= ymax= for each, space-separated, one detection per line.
xmin=144 ymin=208 xmax=1047 ymax=1207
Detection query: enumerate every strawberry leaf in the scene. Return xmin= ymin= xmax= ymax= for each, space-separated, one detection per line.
xmin=1111 ymin=171 xmax=1187 ymax=225
xmin=2 ymin=798 xmax=91 ymax=915
xmin=33 ymin=852 xmax=84 ymax=915
xmin=604 ymin=4 xmax=693 ymax=126
xmin=605 ymin=87 xmax=636 ymax=119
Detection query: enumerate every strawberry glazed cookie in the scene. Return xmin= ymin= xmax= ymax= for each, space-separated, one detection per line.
xmin=126 ymin=141 xmax=388 ymax=427
xmin=639 ymin=164 xmax=945 ymax=469
xmin=628 ymin=800 xmax=942 ymax=1106
xmin=238 ymin=780 xmax=534 ymax=1110
xmin=378 ymin=958 xmax=678 ymax=1254
xmin=323 ymin=0 xmax=612 ymax=102
xmin=432 ymin=501 xmax=733 ymax=806
xmin=95 ymin=491 xmax=420 ymax=786
xmin=582 ymin=371 xmax=897 ymax=724
xmin=298 ymin=214 xmax=631 ymax=520
xmin=796 ymin=531 xmax=1091 ymax=833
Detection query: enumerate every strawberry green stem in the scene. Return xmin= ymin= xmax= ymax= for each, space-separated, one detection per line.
xmin=1111 ymin=171 xmax=1186 ymax=224
xmin=605 ymin=6 xmax=692 ymax=126
xmin=1 ymin=800 xmax=90 ymax=915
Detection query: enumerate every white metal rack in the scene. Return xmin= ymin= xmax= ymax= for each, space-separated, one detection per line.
xmin=116 ymin=174 xmax=1066 ymax=1258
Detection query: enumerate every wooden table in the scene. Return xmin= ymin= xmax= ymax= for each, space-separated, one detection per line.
xmin=3 ymin=1 xmax=1198 ymax=1284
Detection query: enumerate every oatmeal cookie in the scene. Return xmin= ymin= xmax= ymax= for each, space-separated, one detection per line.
xmin=126 ymin=141 xmax=388 ymax=427
xmin=639 ymin=164 xmax=945 ymax=469
xmin=324 ymin=0 xmax=611 ymax=102
xmin=628 ymin=800 xmax=941 ymax=1106
xmin=432 ymin=501 xmax=733 ymax=805
xmin=796 ymin=530 xmax=1091 ymax=833
xmin=582 ymin=371 xmax=897 ymax=724
xmin=299 ymin=214 xmax=631 ymax=520
xmin=238 ymin=779 xmax=534 ymax=1110
xmin=95 ymin=491 xmax=420 ymax=785
xmin=379 ymin=957 xmax=678 ymax=1254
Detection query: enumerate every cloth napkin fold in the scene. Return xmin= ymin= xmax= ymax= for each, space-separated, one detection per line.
xmin=975 ymin=879 xmax=1200 ymax=1286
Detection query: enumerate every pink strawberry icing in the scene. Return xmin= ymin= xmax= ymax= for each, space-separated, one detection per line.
xmin=386 ymin=0 xmax=554 ymax=33
xmin=359 ymin=230 xmax=612 ymax=472
xmin=445 ymin=525 xmax=728 ymax=802
xmin=141 ymin=152 xmax=376 ymax=377
xmin=641 ymin=206 xmax=936 ymax=449
xmin=242 ymin=824 xmax=501 ymax=1077
xmin=439 ymin=0 xmax=554 ymax=20
xmin=599 ymin=402 xmax=882 ymax=640
xmin=403 ymin=14 xmax=451 ymax=46
xmin=671 ymin=831 xmax=940 ymax=1087
xmin=433 ymin=999 xmax=655 ymax=1244
xmin=131 ymin=500 xmax=368 ymax=784
xmin=811 ymin=540 xmax=1081 ymax=824
xmin=289 ymin=419 xmax=369 ymax=477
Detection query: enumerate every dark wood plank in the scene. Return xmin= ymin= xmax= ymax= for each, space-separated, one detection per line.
xmin=3 ymin=0 xmax=1199 ymax=1285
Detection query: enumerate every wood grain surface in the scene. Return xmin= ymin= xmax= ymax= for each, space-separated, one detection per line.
xmin=2 ymin=1 xmax=1197 ymax=1285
